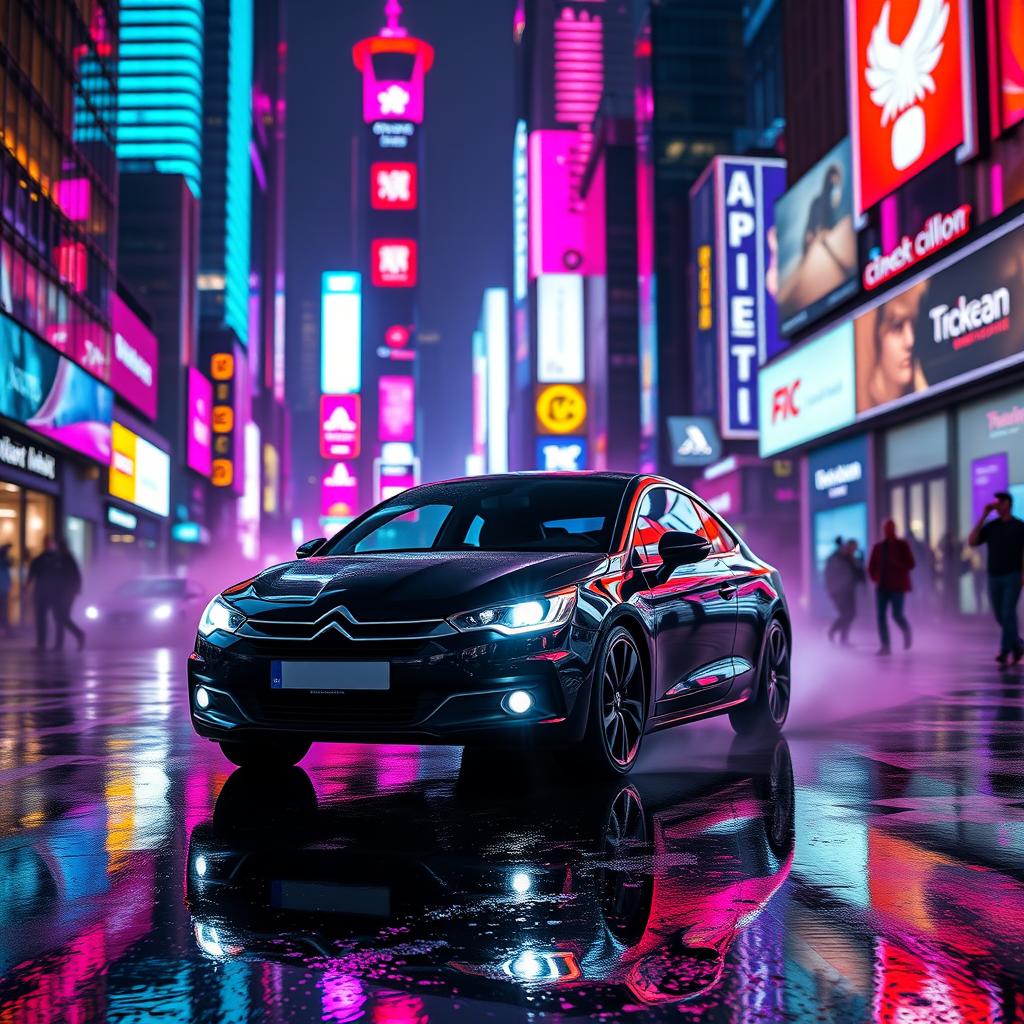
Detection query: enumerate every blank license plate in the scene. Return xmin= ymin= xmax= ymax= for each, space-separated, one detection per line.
xmin=271 ymin=660 xmax=390 ymax=691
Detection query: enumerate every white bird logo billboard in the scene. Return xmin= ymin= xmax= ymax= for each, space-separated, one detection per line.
xmin=848 ymin=0 xmax=974 ymax=214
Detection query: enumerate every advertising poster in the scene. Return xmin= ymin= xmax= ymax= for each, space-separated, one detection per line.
xmin=321 ymin=272 xmax=362 ymax=395
xmin=775 ymin=138 xmax=859 ymax=334
xmin=758 ymin=323 xmax=857 ymax=457
xmin=535 ymin=437 xmax=587 ymax=471
xmin=847 ymin=0 xmax=973 ymax=214
xmin=537 ymin=275 xmax=584 ymax=383
xmin=715 ymin=157 xmax=787 ymax=437
xmin=0 ymin=315 xmax=113 ymax=463
xmin=378 ymin=375 xmax=415 ymax=443
xmin=186 ymin=368 xmax=213 ymax=476
xmin=971 ymin=452 xmax=1009 ymax=523
xmin=110 ymin=296 xmax=159 ymax=420
xmin=320 ymin=395 xmax=362 ymax=459
xmin=321 ymin=462 xmax=359 ymax=519
xmin=990 ymin=0 xmax=1024 ymax=136
xmin=689 ymin=169 xmax=718 ymax=416
xmin=109 ymin=422 xmax=170 ymax=518
xmin=854 ymin=217 xmax=1024 ymax=416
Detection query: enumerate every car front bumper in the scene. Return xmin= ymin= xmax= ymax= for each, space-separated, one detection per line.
xmin=187 ymin=623 xmax=599 ymax=745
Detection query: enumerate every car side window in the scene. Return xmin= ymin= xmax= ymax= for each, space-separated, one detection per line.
xmin=631 ymin=488 xmax=706 ymax=566
xmin=696 ymin=504 xmax=738 ymax=555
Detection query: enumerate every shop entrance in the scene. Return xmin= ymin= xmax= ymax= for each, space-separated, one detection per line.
xmin=0 ymin=482 xmax=57 ymax=628
xmin=887 ymin=471 xmax=949 ymax=615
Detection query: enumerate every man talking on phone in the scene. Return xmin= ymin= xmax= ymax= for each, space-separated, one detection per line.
xmin=969 ymin=491 xmax=1024 ymax=665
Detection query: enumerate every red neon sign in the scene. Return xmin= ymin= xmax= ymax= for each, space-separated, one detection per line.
xmin=372 ymin=239 xmax=418 ymax=287
xmin=371 ymin=162 xmax=417 ymax=210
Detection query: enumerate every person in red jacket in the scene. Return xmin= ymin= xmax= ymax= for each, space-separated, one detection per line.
xmin=868 ymin=519 xmax=916 ymax=655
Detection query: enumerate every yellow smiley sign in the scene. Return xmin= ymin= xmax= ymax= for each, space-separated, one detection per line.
xmin=536 ymin=384 xmax=587 ymax=435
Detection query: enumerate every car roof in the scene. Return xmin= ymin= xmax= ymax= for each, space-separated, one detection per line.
xmin=422 ymin=471 xmax=641 ymax=488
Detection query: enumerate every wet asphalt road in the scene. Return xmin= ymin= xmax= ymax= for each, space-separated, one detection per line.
xmin=1 ymin=627 xmax=1024 ymax=1023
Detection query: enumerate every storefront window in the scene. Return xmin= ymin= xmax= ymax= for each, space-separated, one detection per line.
xmin=0 ymin=483 xmax=56 ymax=628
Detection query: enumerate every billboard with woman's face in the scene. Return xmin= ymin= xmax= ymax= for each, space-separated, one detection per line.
xmin=855 ymin=216 xmax=1024 ymax=416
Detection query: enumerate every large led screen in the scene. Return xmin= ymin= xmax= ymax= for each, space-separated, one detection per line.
xmin=854 ymin=216 xmax=1024 ymax=416
xmin=775 ymin=138 xmax=859 ymax=334
xmin=758 ymin=323 xmax=857 ymax=457
xmin=109 ymin=422 xmax=170 ymax=517
xmin=321 ymin=272 xmax=362 ymax=394
xmin=110 ymin=295 xmax=159 ymax=420
xmin=0 ymin=314 xmax=113 ymax=463
xmin=847 ymin=0 xmax=975 ymax=214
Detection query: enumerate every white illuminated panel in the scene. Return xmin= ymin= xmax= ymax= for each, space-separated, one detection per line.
xmin=537 ymin=274 xmax=584 ymax=383
xmin=134 ymin=437 xmax=170 ymax=518
xmin=484 ymin=288 xmax=509 ymax=473
xmin=321 ymin=272 xmax=362 ymax=395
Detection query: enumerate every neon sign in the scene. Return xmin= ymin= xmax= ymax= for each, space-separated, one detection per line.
xmin=863 ymin=204 xmax=972 ymax=290
xmin=371 ymin=162 xmax=417 ymax=210
xmin=372 ymin=239 xmax=417 ymax=287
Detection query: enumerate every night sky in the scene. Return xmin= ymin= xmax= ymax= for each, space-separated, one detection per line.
xmin=285 ymin=0 xmax=515 ymax=484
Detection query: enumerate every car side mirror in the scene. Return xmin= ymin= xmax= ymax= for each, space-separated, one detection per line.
xmin=658 ymin=531 xmax=713 ymax=568
xmin=295 ymin=537 xmax=326 ymax=559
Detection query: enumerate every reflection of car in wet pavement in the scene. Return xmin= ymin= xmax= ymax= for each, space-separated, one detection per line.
xmin=185 ymin=740 xmax=795 ymax=1012
xmin=188 ymin=473 xmax=792 ymax=775
xmin=84 ymin=576 xmax=206 ymax=642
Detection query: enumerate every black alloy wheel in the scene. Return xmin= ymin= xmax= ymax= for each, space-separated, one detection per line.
xmin=729 ymin=618 xmax=791 ymax=737
xmin=595 ymin=628 xmax=646 ymax=773
xmin=597 ymin=785 xmax=653 ymax=944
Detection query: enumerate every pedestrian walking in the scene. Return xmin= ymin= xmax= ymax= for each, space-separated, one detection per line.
xmin=969 ymin=491 xmax=1024 ymax=665
xmin=53 ymin=537 xmax=85 ymax=652
xmin=26 ymin=536 xmax=61 ymax=650
xmin=0 ymin=544 xmax=12 ymax=638
xmin=868 ymin=519 xmax=915 ymax=655
xmin=825 ymin=537 xmax=863 ymax=645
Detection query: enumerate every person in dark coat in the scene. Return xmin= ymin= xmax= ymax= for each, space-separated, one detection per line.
xmin=27 ymin=536 xmax=61 ymax=650
xmin=53 ymin=537 xmax=85 ymax=652
xmin=825 ymin=537 xmax=863 ymax=645
xmin=868 ymin=519 xmax=915 ymax=655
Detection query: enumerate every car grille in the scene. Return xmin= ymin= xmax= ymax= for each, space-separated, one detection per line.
xmin=240 ymin=612 xmax=449 ymax=644
xmin=244 ymin=688 xmax=423 ymax=727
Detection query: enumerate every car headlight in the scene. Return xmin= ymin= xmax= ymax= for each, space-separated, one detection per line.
xmin=85 ymin=605 xmax=100 ymax=621
xmin=152 ymin=603 xmax=174 ymax=621
xmin=197 ymin=595 xmax=246 ymax=637
xmin=449 ymin=588 xmax=576 ymax=636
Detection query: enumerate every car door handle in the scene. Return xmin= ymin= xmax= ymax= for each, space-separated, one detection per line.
xmin=718 ymin=584 xmax=737 ymax=600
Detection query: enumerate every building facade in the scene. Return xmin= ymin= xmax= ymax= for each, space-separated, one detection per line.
xmin=759 ymin=0 xmax=1024 ymax=618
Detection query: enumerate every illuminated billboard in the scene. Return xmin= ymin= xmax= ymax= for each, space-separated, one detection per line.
xmin=537 ymin=274 xmax=584 ymax=383
xmin=1 ymin=315 xmax=113 ymax=464
xmin=352 ymin=25 xmax=434 ymax=126
xmin=775 ymin=138 xmax=859 ymax=335
xmin=484 ymin=288 xmax=509 ymax=473
xmin=513 ymin=120 xmax=528 ymax=303
xmin=989 ymin=0 xmax=1024 ymax=136
xmin=187 ymin=368 xmax=213 ymax=476
xmin=320 ymin=395 xmax=361 ymax=459
xmin=536 ymin=437 xmax=587 ymax=471
xmin=110 ymin=295 xmax=159 ymax=420
xmin=846 ymin=0 xmax=976 ymax=215
xmin=321 ymin=271 xmax=362 ymax=394
xmin=371 ymin=239 xmax=417 ymax=288
xmin=528 ymin=131 xmax=587 ymax=278
xmin=321 ymin=462 xmax=359 ymax=519
xmin=378 ymin=375 xmax=415 ymax=443
xmin=854 ymin=214 xmax=1024 ymax=417
xmin=757 ymin=323 xmax=857 ymax=457
xmin=109 ymin=422 xmax=170 ymax=518
xmin=536 ymin=384 xmax=587 ymax=435
xmin=371 ymin=162 xmax=417 ymax=210
xmin=713 ymin=157 xmax=787 ymax=438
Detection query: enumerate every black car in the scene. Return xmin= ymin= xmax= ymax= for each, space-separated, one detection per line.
xmin=188 ymin=473 xmax=792 ymax=774
xmin=185 ymin=741 xmax=796 ymax=1012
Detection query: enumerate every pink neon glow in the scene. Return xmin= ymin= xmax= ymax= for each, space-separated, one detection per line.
xmin=353 ymin=31 xmax=434 ymax=125
xmin=378 ymin=375 xmax=415 ymax=443
xmin=879 ymin=195 xmax=899 ymax=253
xmin=322 ymin=462 xmax=359 ymax=518
xmin=382 ymin=0 xmax=407 ymax=37
xmin=991 ymin=162 xmax=1005 ymax=215
xmin=528 ymin=130 xmax=589 ymax=277
xmin=55 ymin=241 xmax=88 ymax=292
xmin=584 ymin=156 xmax=607 ymax=277
xmin=320 ymin=394 xmax=361 ymax=459
xmin=55 ymin=178 xmax=91 ymax=221
xmin=187 ymin=368 xmax=213 ymax=476
xmin=111 ymin=295 xmax=158 ymax=419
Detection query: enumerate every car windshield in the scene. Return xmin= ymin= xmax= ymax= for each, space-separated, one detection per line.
xmin=117 ymin=578 xmax=188 ymax=598
xmin=321 ymin=477 xmax=630 ymax=555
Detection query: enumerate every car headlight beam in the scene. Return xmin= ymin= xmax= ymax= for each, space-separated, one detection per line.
xmin=449 ymin=588 xmax=576 ymax=636
xmin=197 ymin=595 xmax=246 ymax=637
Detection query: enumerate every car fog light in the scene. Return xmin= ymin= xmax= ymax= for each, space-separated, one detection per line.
xmin=85 ymin=605 xmax=99 ymax=620
xmin=195 ymin=686 xmax=211 ymax=710
xmin=194 ymin=854 xmax=208 ymax=877
xmin=505 ymin=690 xmax=533 ymax=715
xmin=511 ymin=871 xmax=532 ymax=894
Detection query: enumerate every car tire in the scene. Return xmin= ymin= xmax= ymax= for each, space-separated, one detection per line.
xmin=579 ymin=625 xmax=647 ymax=776
xmin=219 ymin=737 xmax=311 ymax=769
xmin=729 ymin=618 xmax=791 ymax=737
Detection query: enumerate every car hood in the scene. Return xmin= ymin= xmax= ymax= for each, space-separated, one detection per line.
xmin=229 ymin=550 xmax=608 ymax=622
